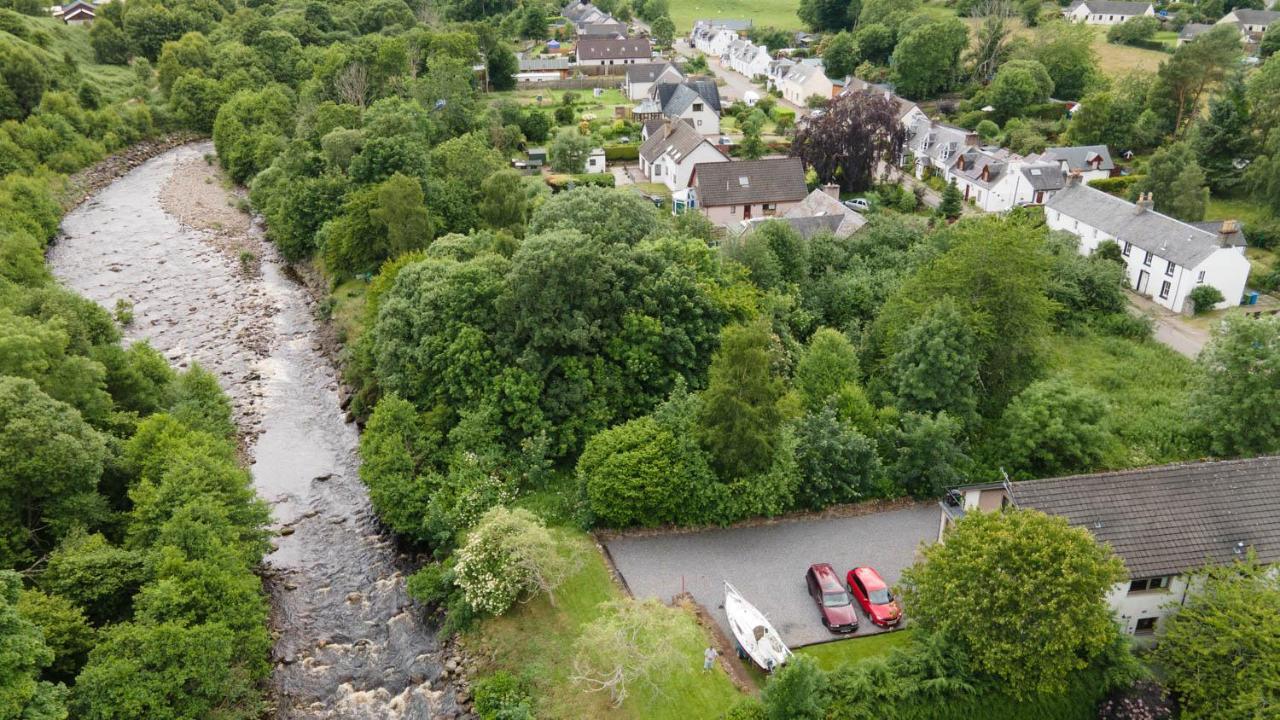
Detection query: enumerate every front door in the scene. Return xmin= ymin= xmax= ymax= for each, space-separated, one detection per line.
xmin=743 ymin=204 xmax=752 ymax=219
xmin=1136 ymin=270 xmax=1150 ymax=294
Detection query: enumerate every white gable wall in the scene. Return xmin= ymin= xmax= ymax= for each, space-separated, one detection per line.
xmin=649 ymin=142 xmax=728 ymax=192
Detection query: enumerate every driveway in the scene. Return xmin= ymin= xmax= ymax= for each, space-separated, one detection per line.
xmin=605 ymin=504 xmax=938 ymax=649
xmin=1127 ymin=292 xmax=1209 ymax=358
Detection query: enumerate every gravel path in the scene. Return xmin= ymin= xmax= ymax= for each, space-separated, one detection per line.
xmin=605 ymin=505 xmax=938 ymax=648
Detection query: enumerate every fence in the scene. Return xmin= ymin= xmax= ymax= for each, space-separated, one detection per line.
xmin=516 ymin=75 xmax=624 ymax=91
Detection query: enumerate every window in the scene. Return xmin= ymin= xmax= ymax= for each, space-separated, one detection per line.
xmin=693 ymin=102 xmax=704 ymax=112
xmin=1122 ymin=241 xmax=1131 ymax=256
xmin=1129 ymin=576 xmax=1171 ymax=594
xmin=730 ymin=205 xmax=737 ymax=215
xmin=1198 ymin=270 xmax=1206 ymax=283
xmin=1160 ymin=280 xmax=1171 ymax=299
xmin=1143 ymin=250 xmax=1152 ymax=266
xmin=762 ymin=203 xmax=777 ymax=216
xmin=1166 ymin=260 xmax=1176 ymax=276
xmin=1135 ymin=617 xmax=1158 ymax=635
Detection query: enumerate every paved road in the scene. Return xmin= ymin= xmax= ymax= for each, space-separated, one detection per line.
xmin=606 ymin=505 xmax=937 ymax=649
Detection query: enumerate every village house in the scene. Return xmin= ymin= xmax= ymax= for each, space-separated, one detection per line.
xmin=1046 ymin=182 xmax=1250 ymax=312
xmin=577 ymin=21 xmax=628 ymax=37
xmin=840 ymin=77 xmax=930 ymax=132
xmin=765 ymin=58 xmax=795 ymax=91
xmin=945 ymin=148 xmax=1066 ymax=212
xmin=58 ymin=0 xmax=95 ymax=24
xmin=693 ymin=26 xmax=740 ymax=57
xmin=624 ymin=62 xmax=685 ymax=100
xmin=1041 ymin=144 xmax=1116 ymax=184
xmin=515 ymin=57 xmax=572 ymax=82
xmin=673 ymin=157 xmax=809 ymax=225
xmin=638 ymin=120 xmax=729 ymax=192
xmin=1064 ymin=0 xmax=1155 ymax=24
xmin=1218 ymin=8 xmax=1280 ymax=39
xmin=906 ymin=118 xmax=979 ymax=178
xmin=633 ymin=80 xmax=722 ymax=135
xmin=728 ymin=41 xmax=772 ymax=80
xmin=779 ymin=60 xmax=835 ymax=106
xmin=1177 ymin=22 xmax=1214 ymax=44
xmin=574 ymin=37 xmax=652 ymax=66
xmin=939 ymin=456 xmax=1280 ymax=639
xmin=728 ymin=185 xmax=868 ymax=240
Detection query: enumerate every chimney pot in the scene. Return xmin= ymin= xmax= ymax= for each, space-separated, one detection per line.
xmin=1135 ymin=192 xmax=1153 ymax=214
xmin=821 ymin=183 xmax=840 ymax=199
xmin=1219 ymin=219 xmax=1241 ymax=246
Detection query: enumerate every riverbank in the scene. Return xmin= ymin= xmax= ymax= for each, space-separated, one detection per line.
xmin=49 ymin=142 xmax=463 ymax=719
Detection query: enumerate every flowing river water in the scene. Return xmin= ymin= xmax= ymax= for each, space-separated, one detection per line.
xmin=48 ymin=142 xmax=459 ymax=719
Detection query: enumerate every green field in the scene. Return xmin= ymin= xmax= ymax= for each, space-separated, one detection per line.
xmin=465 ymin=531 xmax=743 ymax=720
xmin=4 ymin=15 xmax=137 ymax=101
xmin=669 ymin=0 xmax=803 ymax=33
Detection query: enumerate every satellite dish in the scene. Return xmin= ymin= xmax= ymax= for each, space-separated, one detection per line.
xmin=434 ymin=99 xmax=447 ymax=110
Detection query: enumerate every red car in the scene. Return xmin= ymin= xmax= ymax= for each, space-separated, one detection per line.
xmin=847 ymin=567 xmax=902 ymax=628
xmin=805 ymin=563 xmax=858 ymax=633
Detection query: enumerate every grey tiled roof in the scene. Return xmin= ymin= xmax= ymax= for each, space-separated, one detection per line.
xmin=625 ymin=62 xmax=682 ymax=83
xmin=1046 ymin=183 xmax=1224 ymax=268
xmin=575 ymin=37 xmax=652 ymax=61
xmin=1078 ymin=0 xmax=1152 ymax=14
xmin=652 ymin=80 xmax=722 ymax=114
xmin=1178 ymin=22 xmax=1214 ymax=40
xmin=578 ymin=22 xmax=627 ymax=36
xmin=1229 ymin=9 xmax=1280 ymax=25
xmin=693 ymin=158 xmax=808 ymax=206
xmin=951 ymin=148 xmax=1008 ymax=189
xmin=785 ymin=188 xmax=867 ymax=236
xmin=519 ymin=57 xmax=570 ymax=71
xmin=1020 ymin=163 xmax=1066 ymax=192
xmin=1044 ymin=145 xmax=1115 ymax=172
xmin=695 ymin=19 xmax=753 ymax=31
xmin=639 ymin=120 xmax=715 ymax=164
xmin=1009 ymin=456 xmax=1280 ymax=578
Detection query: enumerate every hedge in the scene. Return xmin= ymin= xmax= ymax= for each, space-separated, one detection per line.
xmin=1087 ymin=175 xmax=1142 ymax=196
xmin=545 ymin=172 xmax=616 ymax=191
xmin=604 ymin=144 xmax=639 ymax=162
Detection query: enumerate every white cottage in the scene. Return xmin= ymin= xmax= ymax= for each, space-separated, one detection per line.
xmin=728 ymin=41 xmax=771 ymax=80
xmin=1046 ymin=182 xmax=1250 ymax=312
xmin=624 ymin=62 xmax=685 ymax=100
xmin=638 ymin=120 xmax=729 ymax=192
xmin=1064 ymin=0 xmax=1155 ymax=24
xmin=939 ymin=456 xmax=1280 ymax=640
xmin=945 ymin=148 xmax=1066 ymax=212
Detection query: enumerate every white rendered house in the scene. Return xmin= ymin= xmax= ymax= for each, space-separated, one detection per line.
xmin=637 ymin=120 xmax=729 ymax=192
xmin=1064 ymin=0 xmax=1155 ymax=24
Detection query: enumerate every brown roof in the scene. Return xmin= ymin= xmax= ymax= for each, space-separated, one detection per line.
xmin=575 ymin=37 xmax=652 ymax=61
xmin=692 ymin=158 xmax=808 ymax=207
xmin=1009 ymin=456 xmax=1280 ymax=578
xmin=639 ymin=120 xmax=718 ymax=164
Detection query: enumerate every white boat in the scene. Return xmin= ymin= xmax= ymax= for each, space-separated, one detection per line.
xmin=724 ymin=581 xmax=791 ymax=672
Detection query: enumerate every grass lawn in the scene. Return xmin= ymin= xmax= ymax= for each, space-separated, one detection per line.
xmin=1089 ymin=27 xmax=1169 ymax=77
xmin=12 ymin=16 xmax=137 ymax=101
xmin=1206 ymin=196 xmax=1271 ymax=226
xmin=464 ymin=531 xmax=743 ymax=720
xmin=797 ymin=630 xmax=915 ymax=672
xmin=669 ymin=0 xmax=802 ymax=33
xmin=1046 ymin=329 xmax=1199 ymax=469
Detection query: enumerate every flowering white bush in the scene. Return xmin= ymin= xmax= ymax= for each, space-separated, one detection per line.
xmin=454 ymin=506 xmax=574 ymax=616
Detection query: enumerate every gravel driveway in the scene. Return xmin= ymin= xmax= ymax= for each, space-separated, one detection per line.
xmin=605 ymin=504 xmax=938 ymax=649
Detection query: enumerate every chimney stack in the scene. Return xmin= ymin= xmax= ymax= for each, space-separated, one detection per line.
xmin=1135 ymin=192 xmax=1154 ymax=214
xmin=1219 ymin=219 xmax=1240 ymax=247
xmin=821 ymin=183 xmax=840 ymax=199
xmin=1066 ymin=170 xmax=1083 ymax=186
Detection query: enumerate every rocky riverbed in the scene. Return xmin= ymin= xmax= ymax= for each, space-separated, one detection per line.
xmin=49 ymin=142 xmax=466 ymax=719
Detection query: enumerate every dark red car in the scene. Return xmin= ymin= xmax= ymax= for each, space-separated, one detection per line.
xmin=847 ymin=567 xmax=902 ymax=628
xmin=805 ymin=563 xmax=858 ymax=633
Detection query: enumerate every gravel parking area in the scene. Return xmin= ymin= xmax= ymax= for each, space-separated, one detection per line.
xmin=605 ymin=505 xmax=938 ymax=648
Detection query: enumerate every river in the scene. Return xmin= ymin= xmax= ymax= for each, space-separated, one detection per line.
xmin=48 ymin=142 xmax=459 ymax=719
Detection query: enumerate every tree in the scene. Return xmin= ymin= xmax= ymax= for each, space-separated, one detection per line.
xmin=1262 ymin=23 xmax=1280 ymax=59
xmin=0 ymin=377 xmax=106 ymax=567
xmin=738 ymin=111 xmax=767 ymax=160
xmin=892 ymin=18 xmax=968 ymax=99
xmin=967 ymin=0 xmax=1016 ymax=84
xmin=371 ymin=172 xmax=435 ymax=258
xmin=0 ymin=572 xmax=64 ymax=720
xmin=988 ymin=59 xmax=1054 ymax=120
xmin=480 ymin=169 xmax=530 ymax=235
xmin=41 ymin=531 xmax=146 ymax=626
xmin=998 ymin=376 xmax=1110 ymax=478
xmin=761 ymin=654 xmax=829 ymax=720
xmin=697 ymin=321 xmax=785 ymax=479
xmin=822 ymin=31 xmax=861 ymax=79
xmin=453 ymin=507 xmax=575 ymax=615
xmin=853 ymin=23 xmax=895 ymax=64
xmin=0 ymin=43 xmax=46 ymax=120
xmin=887 ymin=298 xmax=980 ymax=429
xmin=938 ymin=178 xmax=963 ymax=219
xmin=487 ymin=42 xmax=518 ymax=91
xmin=358 ymin=393 xmax=438 ymax=542
xmin=793 ymin=405 xmax=881 ymax=509
xmin=519 ymin=109 xmax=551 ymax=142
xmin=572 ymin=598 xmax=698 ymax=707
xmin=1154 ymin=556 xmax=1280 ymax=719
xmin=90 ymin=19 xmax=131 ymax=65
xmin=794 ymin=328 xmax=860 ymax=411
xmin=859 ymin=0 xmax=919 ymax=34
xmin=528 ymin=184 xmax=661 ymax=245
xmin=1021 ymin=21 xmax=1098 ymax=101
xmin=790 ymin=91 xmax=906 ymax=192
xmin=1192 ymin=73 xmax=1254 ymax=195
xmin=889 ymin=411 xmax=969 ymax=498
xmin=650 ymin=15 xmax=675 ymax=46
xmin=1149 ymin=24 xmax=1242 ymax=137
xmin=1192 ymin=314 xmax=1280 ymax=457
xmin=519 ymin=4 xmax=548 ymax=39
xmin=1106 ymin=15 xmax=1159 ymax=45
xmin=799 ymin=0 xmax=858 ymax=31
xmin=899 ymin=509 xmax=1126 ymax=697
xmin=548 ymin=126 xmax=594 ymax=173
xmin=17 ymin=588 xmax=95 ymax=684
xmin=1133 ymin=142 xmax=1209 ymax=221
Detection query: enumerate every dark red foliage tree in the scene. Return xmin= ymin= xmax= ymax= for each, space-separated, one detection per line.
xmin=790 ymin=90 xmax=906 ymax=193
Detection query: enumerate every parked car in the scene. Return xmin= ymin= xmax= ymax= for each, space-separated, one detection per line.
xmin=846 ymin=567 xmax=902 ymax=628
xmin=843 ymin=198 xmax=871 ymax=211
xmin=805 ymin=563 xmax=858 ymax=633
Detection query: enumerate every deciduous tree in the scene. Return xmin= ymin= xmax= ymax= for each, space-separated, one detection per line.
xmin=891 ymin=18 xmax=968 ymax=99
xmin=1192 ymin=314 xmax=1280 ymax=457
xmin=791 ymin=90 xmax=906 ymax=192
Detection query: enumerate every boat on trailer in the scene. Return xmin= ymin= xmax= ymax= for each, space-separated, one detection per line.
xmin=723 ymin=581 xmax=791 ymax=672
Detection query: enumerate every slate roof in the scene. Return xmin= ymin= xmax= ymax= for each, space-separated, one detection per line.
xmin=578 ymin=22 xmax=627 ymax=36
xmin=639 ymin=120 xmax=716 ymax=163
xmin=692 ymin=158 xmax=808 ymax=207
xmin=575 ymin=37 xmax=652 ymax=61
xmin=695 ymin=19 xmax=753 ymax=31
xmin=625 ymin=62 xmax=683 ymax=84
xmin=1009 ymin=456 xmax=1280 ymax=578
xmin=641 ymin=118 xmax=668 ymax=139
xmin=1230 ymin=9 xmax=1280 ymax=25
xmin=652 ymin=80 xmax=722 ymax=114
xmin=1077 ymin=0 xmax=1152 ymax=14
xmin=784 ymin=188 xmax=867 ymax=236
xmin=563 ymin=1 xmax=600 ymax=22
xmin=1044 ymin=145 xmax=1116 ymax=172
xmin=951 ymin=148 xmax=1009 ymax=189
xmin=1020 ymin=162 xmax=1067 ymax=192
xmin=519 ymin=57 xmax=571 ymax=71
xmin=1046 ymin=183 xmax=1227 ymax=267
xmin=1178 ymin=22 xmax=1214 ymax=40
xmin=1191 ymin=220 xmax=1247 ymax=248
xmin=841 ymin=77 xmax=921 ymax=121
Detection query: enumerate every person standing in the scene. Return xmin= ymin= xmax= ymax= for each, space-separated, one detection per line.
xmin=703 ymin=646 xmax=718 ymax=671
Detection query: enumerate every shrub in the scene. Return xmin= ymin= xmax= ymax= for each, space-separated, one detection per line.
xmin=1188 ymin=284 xmax=1225 ymax=314
xmin=544 ymin=172 xmax=614 ymax=191
xmin=473 ymin=671 xmax=534 ymax=720
xmin=1092 ymin=312 xmax=1153 ymax=341
xmin=452 ymin=507 xmax=575 ymax=616
xmin=603 ymin=144 xmax=638 ymax=162
xmin=1087 ymin=175 xmax=1142 ymax=196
